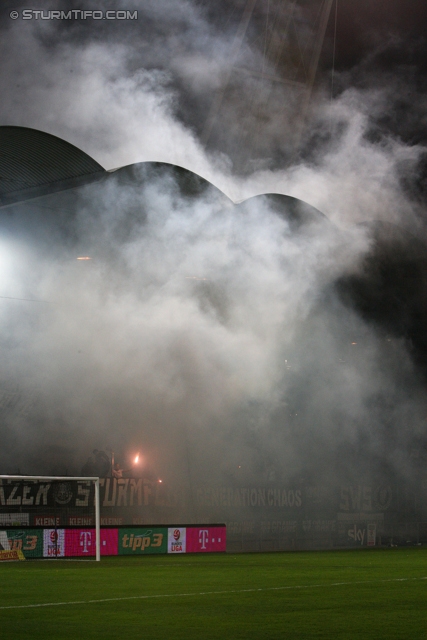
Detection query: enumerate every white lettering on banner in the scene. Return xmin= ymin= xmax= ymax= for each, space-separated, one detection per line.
xmin=196 ymin=487 xmax=302 ymax=509
xmin=21 ymin=9 xmax=138 ymax=20
xmin=22 ymin=486 xmax=34 ymax=505
xmin=0 ymin=479 xmax=317 ymax=510
xmin=117 ymin=479 xmax=128 ymax=507
xmin=0 ymin=477 xmax=182 ymax=509
xmin=102 ymin=478 xmax=117 ymax=507
xmin=0 ymin=513 xmax=30 ymax=526
xmin=348 ymin=525 xmax=365 ymax=545
xmin=262 ymin=520 xmax=299 ymax=534
xmin=227 ymin=520 xmax=255 ymax=534
xmin=143 ymin=481 xmax=152 ymax=505
xmin=35 ymin=516 xmax=60 ymax=526
xmin=129 ymin=479 xmax=143 ymax=506
xmin=339 ymin=485 xmax=382 ymax=512
xmin=98 ymin=478 xmax=164 ymax=507
xmin=100 ymin=517 xmax=123 ymax=525
xmin=0 ymin=482 xmax=50 ymax=507
xmin=373 ymin=485 xmax=392 ymax=511
xmin=6 ymin=486 xmax=21 ymax=505
xmin=199 ymin=530 xmax=209 ymax=549
xmin=69 ymin=517 xmax=93 ymax=526
xmin=35 ymin=484 xmax=50 ymax=506
xmin=300 ymin=520 xmax=335 ymax=533
xmin=76 ymin=482 xmax=90 ymax=507
xmin=80 ymin=531 xmax=92 ymax=553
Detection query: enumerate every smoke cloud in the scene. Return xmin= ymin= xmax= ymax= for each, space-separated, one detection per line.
xmin=0 ymin=1 xmax=426 ymax=503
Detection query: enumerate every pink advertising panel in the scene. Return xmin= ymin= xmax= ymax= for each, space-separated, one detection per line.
xmin=186 ymin=526 xmax=226 ymax=553
xmin=65 ymin=528 xmax=118 ymax=556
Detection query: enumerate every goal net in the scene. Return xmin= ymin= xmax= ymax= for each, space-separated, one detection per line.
xmin=0 ymin=475 xmax=100 ymax=560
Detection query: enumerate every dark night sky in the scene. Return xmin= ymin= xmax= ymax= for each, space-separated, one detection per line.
xmin=2 ymin=0 xmax=426 ymax=66
xmin=324 ymin=0 xmax=427 ymax=67
xmin=1 ymin=1 xmax=427 ymax=158
xmin=1 ymin=1 xmax=426 ymax=57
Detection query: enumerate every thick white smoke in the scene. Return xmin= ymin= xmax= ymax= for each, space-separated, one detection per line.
xmin=0 ymin=2 xmax=426 ymax=490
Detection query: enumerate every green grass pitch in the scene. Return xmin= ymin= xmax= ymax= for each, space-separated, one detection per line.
xmin=1 ymin=548 xmax=427 ymax=639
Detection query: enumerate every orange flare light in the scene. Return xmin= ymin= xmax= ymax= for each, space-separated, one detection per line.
xmin=77 ymin=256 xmax=91 ymax=260
xmin=134 ymin=454 xmax=139 ymax=465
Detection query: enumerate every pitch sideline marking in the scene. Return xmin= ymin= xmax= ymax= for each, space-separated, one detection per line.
xmin=1 ymin=576 xmax=426 ymax=610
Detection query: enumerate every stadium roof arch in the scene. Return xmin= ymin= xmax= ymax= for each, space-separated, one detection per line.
xmin=0 ymin=126 xmax=106 ymax=207
xmin=0 ymin=126 xmax=327 ymax=231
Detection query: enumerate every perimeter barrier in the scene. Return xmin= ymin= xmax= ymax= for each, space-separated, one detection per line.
xmin=0 ymin=524 xmax=226 ymax=559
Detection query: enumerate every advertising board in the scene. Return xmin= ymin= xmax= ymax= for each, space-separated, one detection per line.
xmin=0 ymin=513 xmax=30 ymax=526
xmin=0 ymin=529 xmax=42 ymax=558
xmin=65 ymin=528 xmax=118 ymax=556
xmin=367 ymin=523 xmax=376 ymax=547
xmin=118 ymin=527 xmax=167 ymax=555
xmin=187 ymin=526 xmax=226 ymax=552
xmin=1 ymin=524 xmax=225 ymax=557
xmin=167 ymin=527 xmax=186 ymax=553
xmin=43 ymin=528 xmax=65 ymax=557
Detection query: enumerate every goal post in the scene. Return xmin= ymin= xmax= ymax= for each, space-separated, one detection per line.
xmin=0 ymin=475 xmax=101 ymax=561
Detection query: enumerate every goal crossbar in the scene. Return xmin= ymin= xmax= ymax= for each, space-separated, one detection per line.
xmin=0 ymin=475 xmax=101 ymax=561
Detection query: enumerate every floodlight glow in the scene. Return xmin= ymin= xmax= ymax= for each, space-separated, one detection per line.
xmin=0 ymin=239 xmax=28 ymax=300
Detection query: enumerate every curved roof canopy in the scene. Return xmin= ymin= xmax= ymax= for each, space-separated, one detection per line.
xmin=0 ymin=126 xmax=106 ymax=206
xmin=0 ymin=127 xmax=326 ymax=232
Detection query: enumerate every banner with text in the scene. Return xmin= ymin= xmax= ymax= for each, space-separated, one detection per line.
xmin=1 ymin=524 xmax=226 ymax=558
